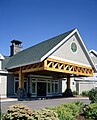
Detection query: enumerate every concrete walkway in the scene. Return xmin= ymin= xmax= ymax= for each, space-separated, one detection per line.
xmin=1 ymin=97 xmax=90 ymax=113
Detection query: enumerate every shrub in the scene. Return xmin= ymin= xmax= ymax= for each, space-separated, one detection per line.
xmin=83 ymin=103 xmax=97 ymax=119
xmin=72 ymin=90 xmax=78 ymax=95
xmin=62 ymin=88 xmax=73 ymax=97
xmin=81 ymin=90 xmax=89 ymax=97
xmin=35 ymin=108 xmax=59 ymax=120
xmin=88 ymin=88 xmax=97 ymax=103
xmin=0 ymin=109 xmax=1 ymax=120
xmin=54 ymin=105 xmax=74 ymax=120
xmin=2 ymin=104 xmax=59 ymax=120
xmin=63 ymin=101 xmax=83 ymax=117
xmin=2 ymin=104 xmax=34 ymax=120
xmin=51 ymin=101 xmax=83 ymax=120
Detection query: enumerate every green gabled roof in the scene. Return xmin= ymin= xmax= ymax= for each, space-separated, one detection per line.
xmin=6 ymin=29 xmax=75 ymax=69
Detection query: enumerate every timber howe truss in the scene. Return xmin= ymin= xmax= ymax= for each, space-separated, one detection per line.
xmin=14 ymin=58 xmax=94 ymax=77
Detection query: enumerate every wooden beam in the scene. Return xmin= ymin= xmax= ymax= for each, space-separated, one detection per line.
xmin=14 ymin=62 xmax=44 ymax=74
xmin=22 ymin=62 xmax=44 ymax=73
xmin=44 ymin=58 xmax=94 ymax=77
xmin=13 ymin=58 xmax=94 ymax=77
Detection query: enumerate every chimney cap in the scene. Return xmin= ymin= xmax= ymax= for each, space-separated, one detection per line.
xmin=11 ymin=40 xmax=22 ymax=45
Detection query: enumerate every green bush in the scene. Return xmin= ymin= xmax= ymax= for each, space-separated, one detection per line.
xmin=51 ymin=101 xmax=83 ymax=120
xmin=81 ymin=90 xmax=89 ymax=97
xmin=72 ymin=90 xmax=78 ymax=95
xmin=83 ymin=103 xmax=97 ymax=119
xmin=62 ymin=88 xmax=73 ymax=97
xmin=0 ymin=109 xmax=1 ymax=120
xmin=54 ymin=105 xmax=74 ymax=120
xmin=88 ymin=88 xmax=97 ymax=103
xmin=2 ymin=104 xmax=59 ymax=120
xmin=35 ymin=108 xmax=59 ymax=120
xmin=2 ymin=104 xmax=34 ymax=120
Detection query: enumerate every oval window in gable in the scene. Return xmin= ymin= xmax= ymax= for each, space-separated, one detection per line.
xmin=71 ymin=42 xmax=77 ymax=53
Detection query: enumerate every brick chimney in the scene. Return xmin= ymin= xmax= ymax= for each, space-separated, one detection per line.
xmin=10 ymin=40 xmax=22 ymax=56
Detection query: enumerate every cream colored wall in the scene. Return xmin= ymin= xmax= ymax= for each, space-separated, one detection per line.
xmin=49 ymin=33 xmax=91 ymax=67
xmin=62 ymin=78 xmax=76 ymax=93
xmin=62 ymin=80 xmax=67 ymax=92
xmin=78 ymin=82 xmax=95 ymax=94
xmin=0 ymin=75 xmax=7 ymax=98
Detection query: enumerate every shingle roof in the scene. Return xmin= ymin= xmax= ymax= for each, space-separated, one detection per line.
xmin=5 ymin=29 xmax=75 ymax=69
xmin=2 ymin=56 xmax=10 ymax=70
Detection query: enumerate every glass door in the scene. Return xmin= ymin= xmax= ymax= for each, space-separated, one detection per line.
xmin=37 ymin=82 xmax=46 ymax=96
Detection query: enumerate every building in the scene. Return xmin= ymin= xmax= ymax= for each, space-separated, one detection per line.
xmin=0 ymin=29 xmax=96 ymax=98
xmin=75 ymin=50 xmax=97 ymax=94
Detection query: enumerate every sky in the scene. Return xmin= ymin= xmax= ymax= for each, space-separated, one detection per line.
xmin=0 ymin=0 xmax=97 ymax=56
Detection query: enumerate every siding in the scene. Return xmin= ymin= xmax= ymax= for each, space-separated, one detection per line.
xmin=76 ymin=82 xmax=96 ymax=94
xmin=0 ymin=75 xmax=7 ymax=98
xmin=49 ymin=33 xmax=91 ymax=67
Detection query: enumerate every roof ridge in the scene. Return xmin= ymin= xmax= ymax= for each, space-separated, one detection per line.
xmin=5 ymin=29 xmax=75 ymax=69
xmin=18 ymin=29 xmax=75 ymax=54
xmin=8 ymin=29 xmax=75 ymax=58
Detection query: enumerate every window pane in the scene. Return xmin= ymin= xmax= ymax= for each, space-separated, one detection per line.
xmin=32 ymin=82 xmax=36 ymax=93
xmin=55 ymin=83 xmax=58 ymax=92
xmin=15 ymin=82 xmax=19 ymax=93
xmin=72 ymin=82 xmax=75 ymax=85
xmin=52 ymin=83 xmax=54 ymax=93
xmin=24 ymin=82 xmax=27 ymax=92
xmin=48 ymin=83 xmax=51 ymax=93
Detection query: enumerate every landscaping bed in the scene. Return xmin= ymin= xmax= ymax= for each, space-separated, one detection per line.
xmin=1 ymin=102 xmax=97 ymax=120
xmin=1 ymin=88 xmax=97 ymax=120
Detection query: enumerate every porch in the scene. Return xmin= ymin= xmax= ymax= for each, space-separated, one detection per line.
xmin=10 ymin=58 xmax=94 ymax=100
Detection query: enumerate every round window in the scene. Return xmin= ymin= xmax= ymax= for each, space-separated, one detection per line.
xmin=71 ymin=42 xmax=77 ymax=53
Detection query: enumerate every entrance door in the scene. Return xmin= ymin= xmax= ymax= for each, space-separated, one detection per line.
xmin=37 ymin=82 xmax=46 ymax=96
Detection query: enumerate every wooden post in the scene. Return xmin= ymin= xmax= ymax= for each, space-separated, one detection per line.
xmin=19 ymin=67 xmax=24 ymax=88
xmin=62 ymin=74 xmax=73 ymax=97
xmin=17 ymin=67 xmax=27 ymax=100
xmin=67 ymin=74 xmax=70 ymax=89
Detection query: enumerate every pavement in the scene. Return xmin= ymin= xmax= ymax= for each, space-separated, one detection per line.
xmin=0 ymin=98 xmax=18 ymax=102
xmin=0 ymin=97 xmax=90 ymax=113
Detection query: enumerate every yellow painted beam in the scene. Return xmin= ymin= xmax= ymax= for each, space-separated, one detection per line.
xmin=44 ymin=58 xmax=94 ymax=77
xmin=13 ymin=58 xmax=94 ymax=77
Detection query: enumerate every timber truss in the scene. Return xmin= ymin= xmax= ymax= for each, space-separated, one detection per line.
xmin=14 ymin=58 xmax=94 ymax=77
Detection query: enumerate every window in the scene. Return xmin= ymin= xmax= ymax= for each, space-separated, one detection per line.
xmin=71 ymin=42 xmax=77 ymax=53
xmin=15 ymin=81 xmax=19 ymax=93
xmin=52 ymin=83 xmax=54 ymax=93
xmin=52 ymin=80 xmax=59 ymax=93
xmin=55 ymin=83 xmax=58 ymax=92
xmin=47 ymin=83 xmax=51 ymax=93
xmin=72 ymin=82 xmax=75 ymax=85
xmin=32 ymin=82 xmax=36 ymax=93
